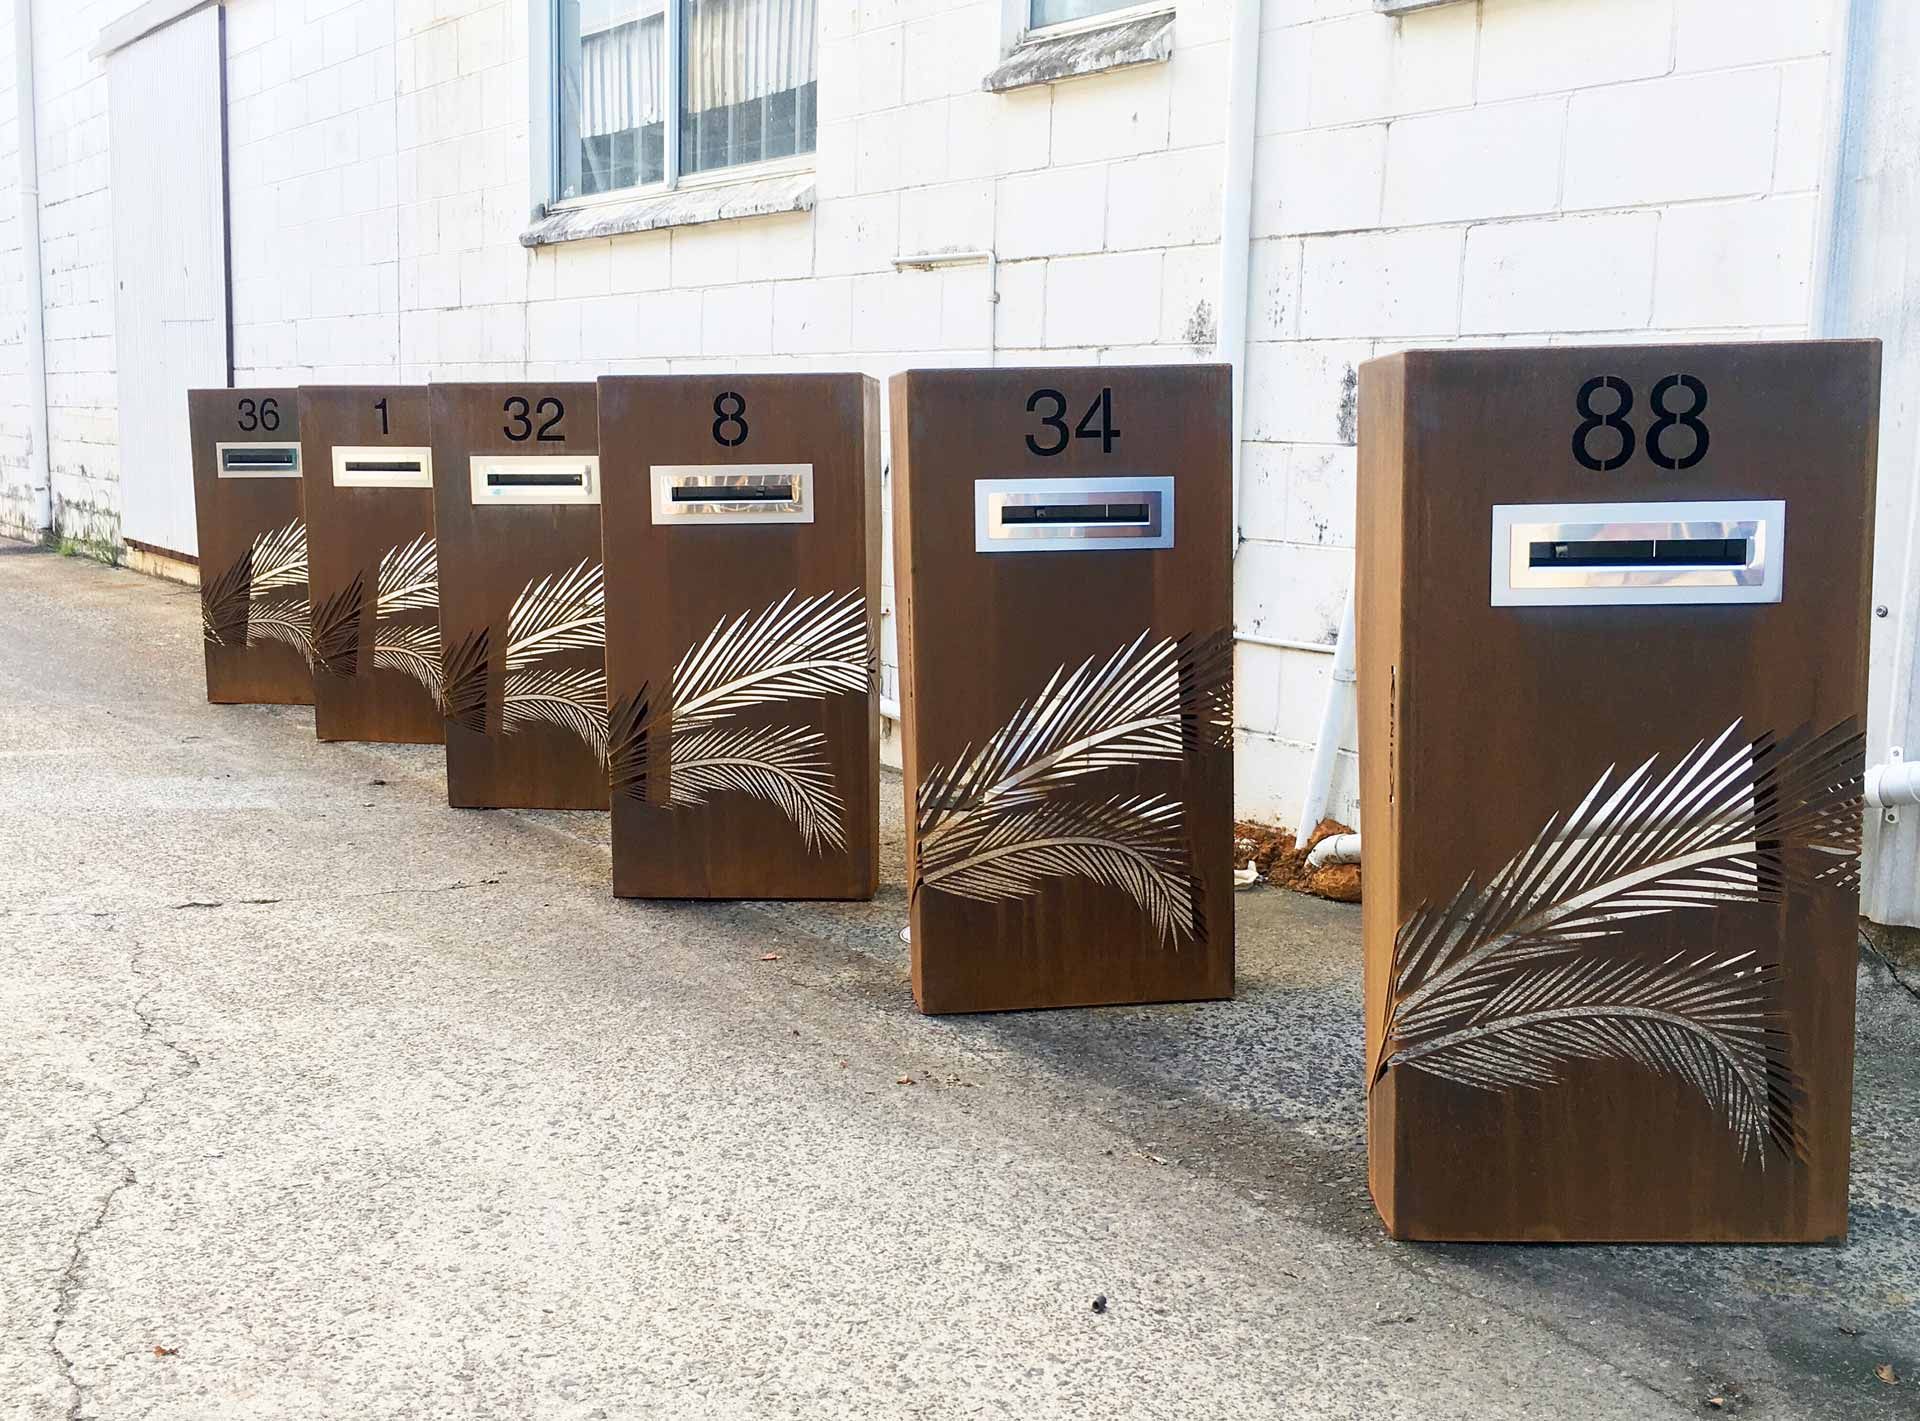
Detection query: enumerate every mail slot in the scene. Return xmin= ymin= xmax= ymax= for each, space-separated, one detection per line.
xmin=300 ymin=388 xmax=443 ymax=745
xmin=598 ymin=377 xmax=879 ymax=899
xmin=189 ymin=389 xmax=313 ymax=707
xmin=1357 ymin=340 xmax=1879 ymax=1243
xmin=891 ymin=366 xmax=1234 ymax=1014
xmin=430 ymin=384 xmax=608 ymax=810
xmin=218 ymin=443 xmax=302 ymax=477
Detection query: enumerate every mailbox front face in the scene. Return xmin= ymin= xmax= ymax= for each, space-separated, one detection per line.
xmin=300 ymin=386 xmax=442 ymax=744
xmin=1357 ymin=341 xmax=1879 ymax=1242
xmin=597 ymin=374 xmax=881 ymax=900
xmin=429 ymin=383 xmax=609 ymax=810
xmin=891 ymin=366 xmax=1235 ymax=1014
xmin=189 ymin=387 xmax=313 ymax=706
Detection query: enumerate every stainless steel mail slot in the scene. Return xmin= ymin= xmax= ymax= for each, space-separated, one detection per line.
xmin=216 ymin=442 xmax=301 ymax=478
xmin=1491 ymin=499 xmax=1785 ymax=607
xmin=469 ymin=454 xmax=601 ymax=506
xmin=974 ymin=475 xmax=1175 ymax=553
xmin=650 ymin=464 xmax=814 ymax=525
xmin=332 ymin=445 xmax=433 ymax=489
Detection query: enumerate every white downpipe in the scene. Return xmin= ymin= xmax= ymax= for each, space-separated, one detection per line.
xmin=880 ymin=696 xmax=901 ymax=723
xmin=1216 ymin=0 xmax=1259 ymax=548
xmin=14 ymin=0 xmax=50 ymax=535
xmin=1866 ymin=757 xmax=1919 ymax=807
xmin=1236 ymin=629 xmax=1337 ymax=655
xmin=1294 ymin=580 xmax=1356 ymax=842
xmin=1305 ymin=832 xmax=1360 ymax=870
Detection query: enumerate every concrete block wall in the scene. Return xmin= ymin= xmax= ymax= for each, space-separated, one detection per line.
xmin=1236 ymin=0 xmax=1832 ymax=827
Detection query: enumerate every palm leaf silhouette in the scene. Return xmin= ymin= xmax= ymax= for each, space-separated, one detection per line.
xmin=917 ymin=792 xmax=1198 ymax=946
xmin=666 ymin=724 xmax=846 ymax=852
xmin=245 ymin=595 xmax=313 ymax=665
xmin=1377 ymin=718 xmax=1864 ymax=1082
xmin=311 ymin=575 xmax=364 ymax=677
xmin=667 ymin=588 xmax=871 ymax=731
xmin=916 ymin=630 xmax=1231 ymax=851
xmin=502 ymin=665 xmax=608 ymax=761
xmin=607 ymin=688 xmax=652 ymax=801
xmin=1382 ymin=950 xmax=1804 ymax=1163
xmin=248 ymin=521 xmax=308 ymax=595
xmin=200 ymin=548 xmax=252 ymax=646
xmin=372 ymin=622 xmax=442 ymax=703
xmin=439 ymin=628 xmax=490 ymax=735
xmin=504 ymin=559 xmax=604 ymax=671
xmin=377 ymin=534 xmax=439 ymax=616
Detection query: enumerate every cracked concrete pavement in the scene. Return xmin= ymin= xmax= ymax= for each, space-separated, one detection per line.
xmin=1 ymin=541 xmax=1916 ymax=1419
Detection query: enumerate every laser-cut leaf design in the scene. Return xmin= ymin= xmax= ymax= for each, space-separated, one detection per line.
xmin=1383 ymin=950 xmax=1804 ymax=1163
xmin=245 ymin=596 xmax=314 ymax=665
xmin=666 ymin=724 xmax=847 ymax=853
xmin=504 ymin=559 xmax=604 ymax=671
xmin=376 ymin=534 xmax=439 ymax=616
xmin=607 ymin=688 xmax=652 ymax=801
xmin=372 ymin=622 xmax=442 ymax=704
xmin=248 ymin=520 xmax=308 ymax=595
xmin=916 ymin=630 xmax=1232 ymax=853
xmin=917 ymin=792 xmax=1198 ymax=946
xmin=312 ymin=575 xmax=364 ymax=677
xmin=667 ymin=588 xmax=871 ymax=731
xmin=439 ymin=628 xmax=490 ymax=735
xmin=502 ymin=665 xmax=608 ymax=761
xmin=200 ymin=548 xmax=252 ymax=647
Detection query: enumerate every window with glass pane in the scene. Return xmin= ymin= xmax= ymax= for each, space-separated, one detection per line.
xmin=679 ymin=0 xmax=817 ymax=177
xmin=558 ymin=0 xmax=668 ymax=198
xmin=1030 ymin=0 xmax=1137 ymax=28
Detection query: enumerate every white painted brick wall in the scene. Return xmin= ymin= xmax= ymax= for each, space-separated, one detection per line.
xmin=0 ymin=0 xmax=1845 ymax=833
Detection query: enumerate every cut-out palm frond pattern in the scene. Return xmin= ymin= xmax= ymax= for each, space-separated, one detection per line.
xmin=504 ymin=559 xmax=604 ymax=671
xmin=605 ymin=589 xmax=874 ymax=855
xmin=919 ymin=792 xmax=1197 ymax=946
xmin=667 ymin=725 xmax=846 ymax=852
xmin=200 ymin=548 xmax=252 ymax=646
xmin=909 ymin=629 xmax=1231 ymax=945
xmin=312 ymin=575 xmax=364 ymax=677
xmin=246 ymin=596 xmax=314 ymax=665
xmin=200 ymin=520 xmax=311 ymax=652
xmin=668 ymin=589 xmax=870 ymax=731
xmin=1383 ymin=949 xmax=1803 ymax=1162
xmin=377 ymin=534 xmax=439 ymax=616
xmin=248 ymin=520 xmax=309 ymax=595
xmin=372 ymin=622 xmax=442 ymax=704
xmin=439 ymin=628 xmax=490 ymax=735
xmin=1374 ymin=716 xmax=1864 ymax=1164
xmin=502 ymin=666 xmax=608 ymax=762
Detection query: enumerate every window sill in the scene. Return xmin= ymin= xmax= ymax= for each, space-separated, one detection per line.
xmin=982 ymin=10 xmax=1174 ymax=95
xmin=520 ymin=170 xmax=816 ymax=248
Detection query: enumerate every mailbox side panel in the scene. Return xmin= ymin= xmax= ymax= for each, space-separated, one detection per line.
xmin=892 ymin=366 xmax=1235 ymax=1014
xmin=430 ymin=383 xmax=609 ymax=811
xmin=300 ymin=386 xmax=443 ymax=743
xmin=598 ymin=373 xmax=881 ymax=899
xmin=1375 ymin=341 xmax=1877 ymax=1241
xmin=189 ymin=387 xmax=313 ymax=705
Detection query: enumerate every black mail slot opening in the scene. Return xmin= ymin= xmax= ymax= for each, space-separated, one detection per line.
xmin=488 ymin=470 xmax=585 ymax=487
xmin=223 ymin=447 xmax=298 ymax=470
xmin=1002 ymin=501 xmax=1151 ymax=526
xmin=1529 ymin=537 xmax=1750 ymax=569
xmin=670 ymin=483 xmax=795 ymax=503
xmin=346 ymin=459 xmax=424 ymax=474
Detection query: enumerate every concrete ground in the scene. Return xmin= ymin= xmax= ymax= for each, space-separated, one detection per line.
xmin=1 ymin=542 xmax=1915 ymax=1421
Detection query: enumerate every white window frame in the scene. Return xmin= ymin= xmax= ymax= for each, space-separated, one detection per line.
xmin=1006 ymin=0 xmax=1171 ymax=50
xmin=531 ymin=0 xmax=816 ymax=217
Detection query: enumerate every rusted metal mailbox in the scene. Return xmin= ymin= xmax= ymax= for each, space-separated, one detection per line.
xmin=429 ymin=383 xmax=608 ymax=811
xmin=596 ymin=374 xmax=882 ymax=900
xmin=890 ymin=365 xmax=1235 ymax=1014
xmin=1357 ymin=341 xmax=1879 ymax=1241
xmin=190 ymin=387 xmax=313 ymax=706
xmin=300 ymin=385 xmax=443 ymax=743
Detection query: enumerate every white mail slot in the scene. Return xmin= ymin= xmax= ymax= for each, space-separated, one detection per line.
xmin=216 ymin=442 xmax=301 ymax=478
xmin=469 ymin=455 xmax=601 ymax=506
xmin=1491 ymin=499 xmax=1785 ymax=607
xmin=332 ymin=445 xmax=434 ymax=489
xmin=650 ymin=464 xmax=814 ymax=525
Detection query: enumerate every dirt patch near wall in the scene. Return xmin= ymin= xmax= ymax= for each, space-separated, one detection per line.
xmin=1234 ymin=818 xmax=1361 ymax=904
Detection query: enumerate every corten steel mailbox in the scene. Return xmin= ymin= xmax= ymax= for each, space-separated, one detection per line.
xmin=429 ymin=383 xmax=610 ymax=811
xmin=890 ymin=366 xmax=1235 ymax=1015
xmin=1357 ymin=341 xmax=1879 ymax=1242
xmin=190 ymin=387 xmax=314 ymax=706
xmin=299 ymin=386 xmax=444 ymax=744
xmin=597 ymin=374 xmax=882 ymax=899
